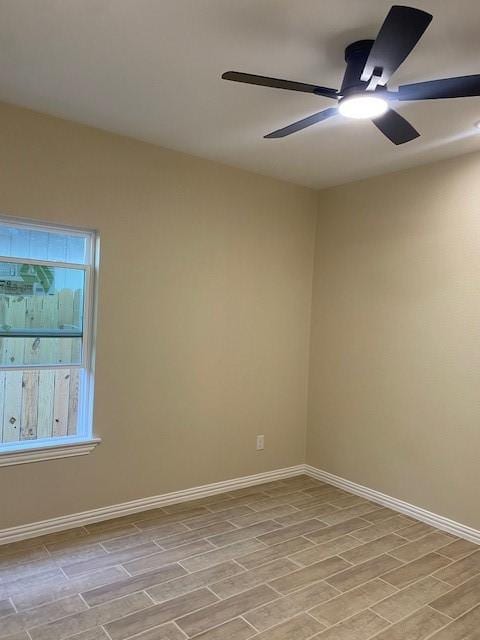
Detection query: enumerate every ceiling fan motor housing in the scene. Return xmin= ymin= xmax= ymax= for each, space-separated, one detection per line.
xmin=340 ymin=40 xmax=375 ymax=97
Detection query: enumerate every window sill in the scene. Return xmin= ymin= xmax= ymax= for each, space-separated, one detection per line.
xmin=0 ymin=437 xmax=101 ymax=467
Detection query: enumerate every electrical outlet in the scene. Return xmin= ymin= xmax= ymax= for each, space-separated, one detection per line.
xmin=256 ymin=435 xmax=265 ymax=450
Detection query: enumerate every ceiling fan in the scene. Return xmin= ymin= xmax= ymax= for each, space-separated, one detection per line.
xmin=222 ymin=5 xmax=480 ymax=145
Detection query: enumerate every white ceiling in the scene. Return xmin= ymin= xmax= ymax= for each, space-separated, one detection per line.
xmin=1 ymin=0 xmax=480 ymax=188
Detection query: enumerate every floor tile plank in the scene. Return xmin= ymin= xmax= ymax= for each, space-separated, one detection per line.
xmin=274 ymin=503 xmax=339 ymax=527
xmin=61 ymin=542 xmax=161 ymax=578
xmin=257 ymin=519 xmax=327 ymax=547
xmin=381 ymin=553 xmax=451 ymax=589
xmin=9 ymin=566 xmax=127 ymax=611
xmin=81 ymin=562 xmax=186 ymax=606
xmin=237 ymin=537 xmax=313 ymax=570
xmin=209 ymin=557 xmax=296 ymax=598
xmin=433 ymin=550 xmax=480 ymax=586
xmin=436 ymin=538 xmax=479 ymax=561
xmin=188 ymin=617 xmax=255 ymax=640
xmin=146 ymin=561 xmax=243 ymax=603
xmin=114 ymin=623 xmax=185 ymax=639
xmin=29 ymin=592 xmax=151 ymax=640
xmin=207 ymin=520 xmax=281 ymax=547
xmin=104 ymin=589 xmax=217 ymax=640
xmin=0 ymin=594 xmax=87 ymax=637
xmin=290 ymin=535 xmax=361 ymax=566
xmin=310 ymin=609 xmax=388 ymax=640
xmin=228 ymin=504 xmax=297 ymax=527
xmin=351 ymin=515 xmax=414 ymax=543
xmin=101 ymin=523 xmax=189 ymax=553
xmin=371 ymin=606 xmax=449 ymax=640
xmin=371 ymin=576 xmax=451 ymax=623
xmin=325 ymin=553 xmax=402 ymax=592
xmin=269 ymin=556 xmax=350 ymax=594
xmin=305 ymin=518 xmax=370 ymax=545
xmin=122 ymin=539 xmax=214 ymax=576
xmin=153 ymin=521 xmax=234 ymax=550
xmin=309 ymin=578 xmax=396 ymax=626
xmin=339 ymin=533 xmax=406 ymax=565
xmin=389 ymin=532 xmax=454 ymax=563
xmin=175 ymin=584 xmax=277 ymax=637
xmin=429 ymin=574 xmax=480 ymax=618
xmin=243 ymin=581 xmax=338 ymax=632
xmin=252 ymin=613 xmax=325 ymax=639
xmin=180 ymin=539 xmax=266 ymax=572
xmin=423 ymin=604 xmax=480 ymax=639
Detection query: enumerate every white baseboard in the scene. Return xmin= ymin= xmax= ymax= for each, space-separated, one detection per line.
xmin=304 ymin=465 xmax=480 ymax=546
xmin=0 ymin=464 xmax=304 ymax=545
xmin=3 ymin=462 xmax=479 ymax=547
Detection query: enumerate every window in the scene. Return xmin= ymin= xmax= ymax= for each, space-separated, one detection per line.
xmin=0 ymin=218 xmax=99 ymax=465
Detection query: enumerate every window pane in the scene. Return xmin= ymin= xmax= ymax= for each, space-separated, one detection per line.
xmin=0 ymin=262 xmax=84 ymax=367
xmin=0 ymin=368 xmax=82 ymax=442
xmin=0 ymin=225 xmax=88 ymax=264
xmin=0 ymin=338 xmax=81 ymax=366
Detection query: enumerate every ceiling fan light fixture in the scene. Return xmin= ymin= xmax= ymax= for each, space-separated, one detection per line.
xmin=223 ymin=7 xmax=480 ymax=144
xmin=338 ymin=95 xmax=389 ymax=119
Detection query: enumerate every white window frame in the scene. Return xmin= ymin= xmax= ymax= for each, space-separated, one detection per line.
xmin=0 ymin=216 xmax=100 ymax=466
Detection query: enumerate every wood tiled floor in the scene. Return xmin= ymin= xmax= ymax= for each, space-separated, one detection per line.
xmin=1 ymin=475 xmax=479 ymax=640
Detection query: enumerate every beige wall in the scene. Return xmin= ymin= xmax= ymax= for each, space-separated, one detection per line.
xmin=0 ymin=102 xmax=317 ymax=529
xmin=307 ymin=152 xmax=480 ymax=529
xmin=2 ymin=99 xmax=479 ymax=533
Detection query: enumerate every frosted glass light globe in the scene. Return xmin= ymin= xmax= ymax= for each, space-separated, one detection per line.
xmin=339 ymin=95 xmax=388 ymax=119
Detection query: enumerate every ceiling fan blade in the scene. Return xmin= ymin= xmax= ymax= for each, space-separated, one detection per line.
xmin=398 ymin=74 xmax=480 ymax=100
xmin=361 ymin=6 xmax=432 ymax=87
xmin=372 ymin=108 xmax=420 ymax=144
xmin=264 ymin=107 xmax=338 ymax=138
xmin=222 ymin=71 xmax=338 ymax=99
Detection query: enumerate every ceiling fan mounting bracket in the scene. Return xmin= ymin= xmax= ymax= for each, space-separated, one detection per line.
xmin=344 ymin=40 xmax=375 ymax=62
xmin=340 ymin=40 xmax=375 ymax=94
